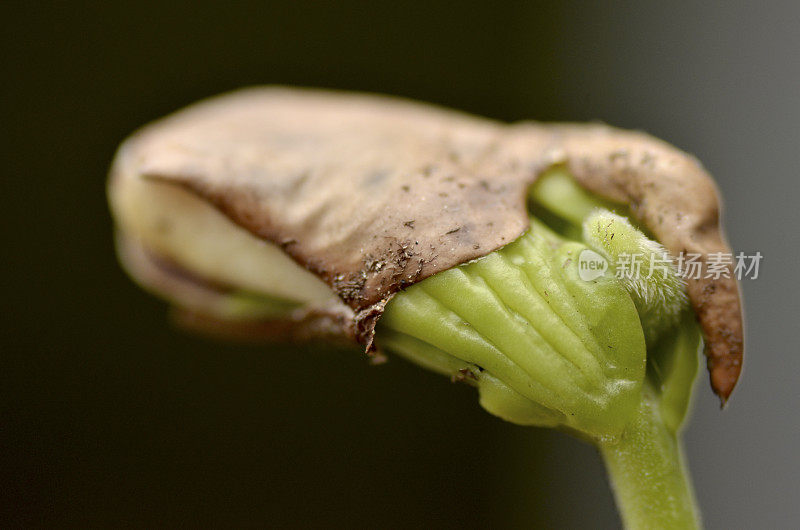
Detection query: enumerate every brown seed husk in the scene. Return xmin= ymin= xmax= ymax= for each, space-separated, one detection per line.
xmin=109 ymin=87 xmax=743 ymax=402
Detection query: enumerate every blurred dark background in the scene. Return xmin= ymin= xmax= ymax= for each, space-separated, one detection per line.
xmin=3 ymin=2 xmax=798 ymax=528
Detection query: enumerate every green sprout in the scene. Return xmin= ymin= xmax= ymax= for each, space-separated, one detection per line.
xmin=113 ymin=161 xmax=705 ymax=528
xmin=378 ymin=166 xmax=702 ymax=529
xmin=110 ymin=90 xmax=744 ymax=529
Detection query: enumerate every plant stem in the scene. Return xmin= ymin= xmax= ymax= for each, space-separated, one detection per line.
xmin=599 ymin=385 xmax=701 ymax=529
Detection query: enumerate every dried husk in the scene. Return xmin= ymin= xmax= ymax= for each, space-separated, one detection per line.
xmin=109 ymin=87 xmax=743 ymax=401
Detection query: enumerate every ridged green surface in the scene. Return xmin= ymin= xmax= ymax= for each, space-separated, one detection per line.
xmin=378 ymin=167 xmax=704 ymax=528
xmin=379 ymin=219 xmax=646 ymax=440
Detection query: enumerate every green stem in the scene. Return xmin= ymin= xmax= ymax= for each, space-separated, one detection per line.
xmin=599 ymin=385 xmax=701 ymax=529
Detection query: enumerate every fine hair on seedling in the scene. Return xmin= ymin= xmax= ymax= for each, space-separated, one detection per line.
xmin=582 ymin=209 xmax=688 ymax=343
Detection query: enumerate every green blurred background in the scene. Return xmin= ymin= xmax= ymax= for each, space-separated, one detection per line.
xmin=3 ymin=2 xmax=798 ymax=528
